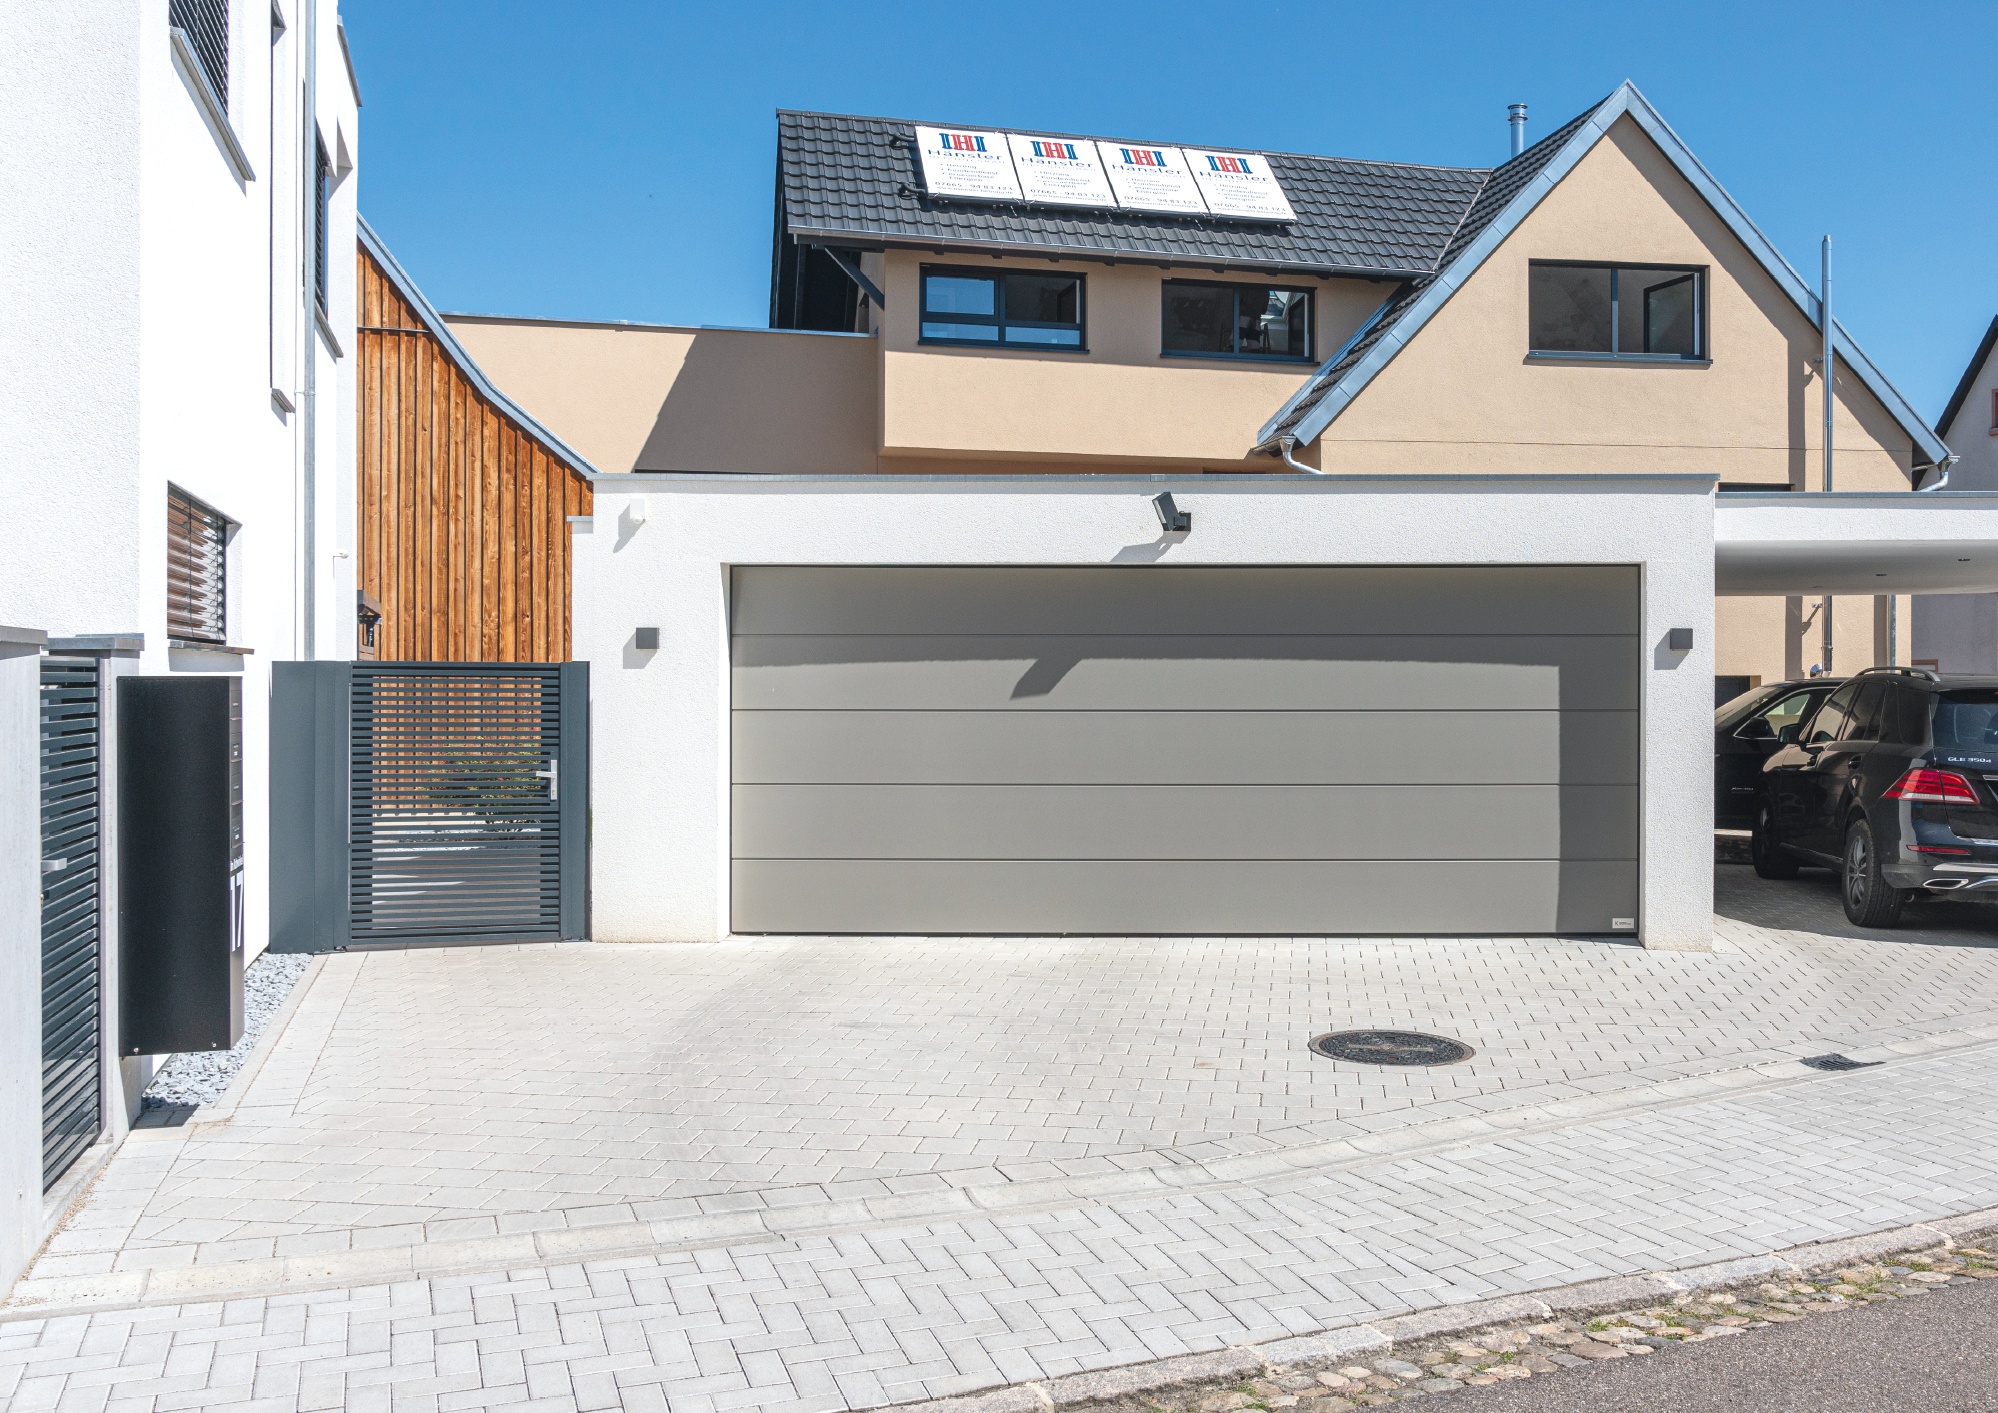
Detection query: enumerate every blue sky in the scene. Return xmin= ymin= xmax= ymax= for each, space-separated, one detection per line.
xmin=344 ymin=0 xmax=1995 ymax=420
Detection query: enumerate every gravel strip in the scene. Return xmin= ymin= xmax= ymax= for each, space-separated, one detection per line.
xmin=1061 ymin=1240 xmax=1998 ymax=1413
xmin=140 ymin=952 xmax=311 ymax=1109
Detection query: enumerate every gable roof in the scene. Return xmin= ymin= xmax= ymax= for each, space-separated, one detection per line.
xmin=357 ymin=217 xmax=605 ymax=478
xmin=1938 ymin=314 xmax=1998 ymax=443
xmin=776 ymin=109 xmax=1490 ymax=279
xmin=1254 ymin=82 xmax=1952 ymax=473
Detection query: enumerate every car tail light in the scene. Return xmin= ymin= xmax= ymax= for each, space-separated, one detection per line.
xmin=1882 ymin=768 xmax=1981 ymax=804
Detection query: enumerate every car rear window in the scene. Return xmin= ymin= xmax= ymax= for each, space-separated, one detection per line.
xmin=1933 ymin=690 xmax=1998 ymax=751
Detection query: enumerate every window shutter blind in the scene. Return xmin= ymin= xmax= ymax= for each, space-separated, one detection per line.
xmin=167 ymin=486 xmax=228 ymax=644
xmin=169 ymin=0 xmax=231 ymax=113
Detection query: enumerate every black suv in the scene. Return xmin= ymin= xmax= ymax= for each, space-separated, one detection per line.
xmin=1716 ymin=678 xmax=1844 ymax=829
xmin=1753 ymin=666 xmax=1998 ymax=925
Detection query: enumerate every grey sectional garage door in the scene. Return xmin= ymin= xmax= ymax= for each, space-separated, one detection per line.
xmin=730 ymin=566 xmax=1638 ymax=935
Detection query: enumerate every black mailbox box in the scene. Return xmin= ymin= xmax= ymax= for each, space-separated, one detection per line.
xmin=120 ymin=676 xmax=244 ymax=1055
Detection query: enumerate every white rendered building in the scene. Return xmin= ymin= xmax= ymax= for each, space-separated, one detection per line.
xmin=0 ymin=0 xmax=358 ymax=1291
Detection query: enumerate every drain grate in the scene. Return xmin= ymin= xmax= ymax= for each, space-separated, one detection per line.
xmin=1800 ymin=1053 xmax=1882 ymax=1072
xmin=1310 ymin=1029 xmax=1475 ymax=1066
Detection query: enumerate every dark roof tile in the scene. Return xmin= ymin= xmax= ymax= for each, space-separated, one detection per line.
xmin=778 ymin=110 xmax=1491 ymax=278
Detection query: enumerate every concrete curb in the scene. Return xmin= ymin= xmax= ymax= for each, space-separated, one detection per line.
xmin=896 ymin=1207 xmax=1998 ymax=1413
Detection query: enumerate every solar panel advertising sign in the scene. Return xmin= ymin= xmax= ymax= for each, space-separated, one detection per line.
xmin=1005 ymin=132 xmax=1117 ymax=208
xmin=914 ymin=126 xmax=1023 ymax=202
xmin=1184 ymin=148 xmax=1298 ymax=221
xmin=1095 ymin=142 xmax=1209 ymax=215
xmin=909 ymin=122 xmax=1295 ymax=223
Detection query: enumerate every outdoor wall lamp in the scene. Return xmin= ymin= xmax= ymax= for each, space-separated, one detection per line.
xmin=1668 ymin=628 xmax=1694 ymax=651
xmin=1153 ymin=493 xmax=1191 ymax=534
xmin=634 ymin=627 xmax=660 ymax=650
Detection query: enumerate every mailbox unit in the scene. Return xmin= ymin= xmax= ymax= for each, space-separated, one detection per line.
xmin=119 ymin=676 xmax=244 ymax=1055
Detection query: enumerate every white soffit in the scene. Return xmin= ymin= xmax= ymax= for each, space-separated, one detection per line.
xmin=1006 ymin=133 xmax=1116 ymax=208
xmin=1715 ymin=494 xmax=1998 ymax=594
xmin=915 ymin=126 xmax=1023 ymax=202
xmin=1186 ymin=148 xmax=1297 ymax=221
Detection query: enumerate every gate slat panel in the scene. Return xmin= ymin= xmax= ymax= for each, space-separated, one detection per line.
xmin=348 ymin=663 xmax=565 ymax=943
xmin=40 ymin=656 xmax=101 ymax=1190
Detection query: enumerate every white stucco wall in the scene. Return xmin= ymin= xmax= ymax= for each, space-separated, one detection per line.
xmin=576 ymin=474 xmax=1718 ymax=952
xmin=0 ymin=3 xmax=144 ymax=634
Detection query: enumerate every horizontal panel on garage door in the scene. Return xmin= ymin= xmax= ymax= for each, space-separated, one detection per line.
xmin=729 ymin=565 xmax=1639 ymax=936
xmin=734 ymin=635 xmax=1637 ymax=711
xmin=734 ymin=709 xmax=1638 ymax=785
xmin=732 ymin=859 xmax=1639 ymax=936
xmin=733 ymin=566 xmax=1639 ymax=636
xmin=734 ymin=784 xmax=1638 ymax=860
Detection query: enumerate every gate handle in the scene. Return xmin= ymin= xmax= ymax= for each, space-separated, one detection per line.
xmin=42 ymin=858 xmax=67 ymax=874
xmin=533 ymin=761 xmax=558 ymax=803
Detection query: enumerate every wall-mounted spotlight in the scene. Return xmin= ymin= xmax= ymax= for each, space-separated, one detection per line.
xmin=634 ymin=627 xmax=660 ymax=650
xmin=1667 ymin=627 xmax=1694 ymax=651
xmin=1152 ymin=492 xmax=1191 ymax=533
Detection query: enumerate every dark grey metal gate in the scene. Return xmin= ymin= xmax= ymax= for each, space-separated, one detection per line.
xmin=40 ymin=655 xmax=102 ymax=1189
xmin=270 ymin=661 xmax=588 ymax=951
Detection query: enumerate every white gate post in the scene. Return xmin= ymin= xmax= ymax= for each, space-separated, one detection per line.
xmin=0 ymin=625 xmax=48 ymax=1294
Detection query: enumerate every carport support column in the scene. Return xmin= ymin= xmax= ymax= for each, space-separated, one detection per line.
xmin=1641 ymin=538 xmax=1716 ymax=952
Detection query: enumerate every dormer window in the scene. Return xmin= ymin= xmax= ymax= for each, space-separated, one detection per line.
xmin=920 ymin=266 xmax=1085 ymax=350
xmin=1528 ymin=261 xmax=1705 ymax=361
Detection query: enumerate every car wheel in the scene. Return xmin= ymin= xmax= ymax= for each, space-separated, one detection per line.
xmin=1841 ymin=819 xmax=1905 ymax=927
xmin=1751 ymin=802 xmax=1800 ymax=879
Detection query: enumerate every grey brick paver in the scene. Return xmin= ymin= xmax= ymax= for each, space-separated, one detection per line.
xmin=11 ymin=888 xmax=1998 ymax=1411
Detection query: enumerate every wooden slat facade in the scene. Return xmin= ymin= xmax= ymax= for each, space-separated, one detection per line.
xmin=357 ymin=245 xmax=591 ymax=662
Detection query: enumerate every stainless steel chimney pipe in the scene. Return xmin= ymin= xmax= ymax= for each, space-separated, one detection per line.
xmin=1508 ymin=103 xmax=1528 ymax=158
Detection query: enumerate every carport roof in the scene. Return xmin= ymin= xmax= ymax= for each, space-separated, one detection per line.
xmin=1717 ymin=491 xmax=1998 ymax=594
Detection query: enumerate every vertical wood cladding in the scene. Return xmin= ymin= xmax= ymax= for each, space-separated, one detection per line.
xmin=357 ymin=247 xmax=591 ymax=661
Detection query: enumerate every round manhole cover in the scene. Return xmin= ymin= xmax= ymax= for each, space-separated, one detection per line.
xmin=1308 ymin=1029 xmax=1475 ymax=1066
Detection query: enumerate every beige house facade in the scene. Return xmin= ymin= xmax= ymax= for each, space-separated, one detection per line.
xmin=451 ymin=85 xmax=1948 ymax=696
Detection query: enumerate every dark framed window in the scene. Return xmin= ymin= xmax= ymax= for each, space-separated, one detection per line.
xmin=170 ymin=0 xmax=231 ymax=113
xmin=313 ymin=136 xmax=331 ymax=313
xmin=920 ymin=266 xmax=1084 ymax=350
xmin=167 ymin=486 xmax=230 ymax=645
xmin=1161 ymin=280 xmax=1312 ymax=361
xmin=1988 ymin=387 xmax=1997 ymax=432
xmin=1528 ymin=261 xmax=1705 ymax=360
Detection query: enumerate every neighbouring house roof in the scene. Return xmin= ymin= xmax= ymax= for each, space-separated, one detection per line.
xmin=1938 ymin=314 xmax=1998 ymax=443
xmin=356 ymin=217 xmax=605 ymax=478
xmin=776 ymin=109 xmax=1491 ymax=279
xmin=1254 ymin=82 xmax=1951 ymax=473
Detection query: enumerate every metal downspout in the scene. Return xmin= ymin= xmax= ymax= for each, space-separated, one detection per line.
xmin=1279 ymin=436 xmax=1326 ymax=476
xmin=1820 ymin=236 xmax=1832 ymax=674
xmin=301 ymin=0 xmax=317 ymax=657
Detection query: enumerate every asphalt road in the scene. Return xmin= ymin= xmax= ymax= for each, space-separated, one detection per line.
xmin=1433 ymin=1277 xmax=1998 ymax=1412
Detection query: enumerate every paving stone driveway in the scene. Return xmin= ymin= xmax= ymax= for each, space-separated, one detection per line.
xmin=5 ymin=867 xmax=1998 ymax=1412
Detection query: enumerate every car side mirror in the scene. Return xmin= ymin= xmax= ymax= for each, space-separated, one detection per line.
xmin=1738 ymin=717 xmax=1776 ymax=741
xmin=1776 ymin=723 xmax=1802 ymax=745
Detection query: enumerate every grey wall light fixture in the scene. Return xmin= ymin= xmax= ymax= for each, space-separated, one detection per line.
xmin=1152 ymin=493 xmax=1191 ymax=533
xmin=1667 ymin=627 xmax=1694 ymax=651
xmin=634 ymin=627 xmax=660 ymax=650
